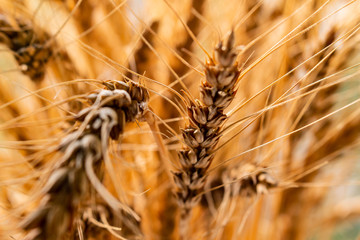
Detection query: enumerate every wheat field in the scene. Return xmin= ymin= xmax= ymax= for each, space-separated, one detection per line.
xmin=0 ymin=0 xmax=360 ymax=239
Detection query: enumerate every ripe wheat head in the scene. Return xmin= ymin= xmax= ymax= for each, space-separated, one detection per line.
xmin=0 ymin=0 xmax=360 ymax=240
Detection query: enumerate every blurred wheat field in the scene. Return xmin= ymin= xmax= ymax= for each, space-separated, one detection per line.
xmin=1 ymin=0 xmax=360 ymax=239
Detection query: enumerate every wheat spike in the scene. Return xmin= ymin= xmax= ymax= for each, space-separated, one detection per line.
xmin=0 ymin=13 xmax=53 ymax=82
xmin=173 ymin=31 xmax=240 ymax=237
xmin=19 ymin=80 xmax=149 ymax=240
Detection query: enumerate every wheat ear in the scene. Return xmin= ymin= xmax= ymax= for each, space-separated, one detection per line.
xmin=19 ymin=80 xmax=149 ymax=240
xmin=173 ymin=31 xmax=240 ymax=237
xmin=0 ymin=13 xmax=53 ymax=82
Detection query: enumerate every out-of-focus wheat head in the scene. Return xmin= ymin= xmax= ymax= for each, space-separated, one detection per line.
xmin=1 ymin=0 xmax=360 ymax=239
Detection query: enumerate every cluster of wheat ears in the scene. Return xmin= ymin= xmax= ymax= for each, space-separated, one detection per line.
xmin=0 ymin=0 xmax=360 ymax=239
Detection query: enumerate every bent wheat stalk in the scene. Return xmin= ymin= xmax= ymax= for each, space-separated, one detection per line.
xmin=19 ymin=80 xmax=149 ymax=240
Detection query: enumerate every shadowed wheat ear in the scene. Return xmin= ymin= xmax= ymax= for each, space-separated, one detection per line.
xmin=173 ymin=31 xmax=240 ymax=238
xmin=226 ymin=164 xmax=277 ymax=197
xmin=0 ymin=13 xmax=53 ymax=82
xmin=204 ymin=163 xmax=278 ymax=209
xmin=19 ymin=80 xmax=149 ymax=240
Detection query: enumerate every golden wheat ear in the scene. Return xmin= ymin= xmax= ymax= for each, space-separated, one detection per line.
xmin=172 ymin=31 xmax=241 ymax=238
xmin=19 ymin=80 xmax=148 ymax=240
xmin=204 ymin=163 xmax=277 ymax=207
